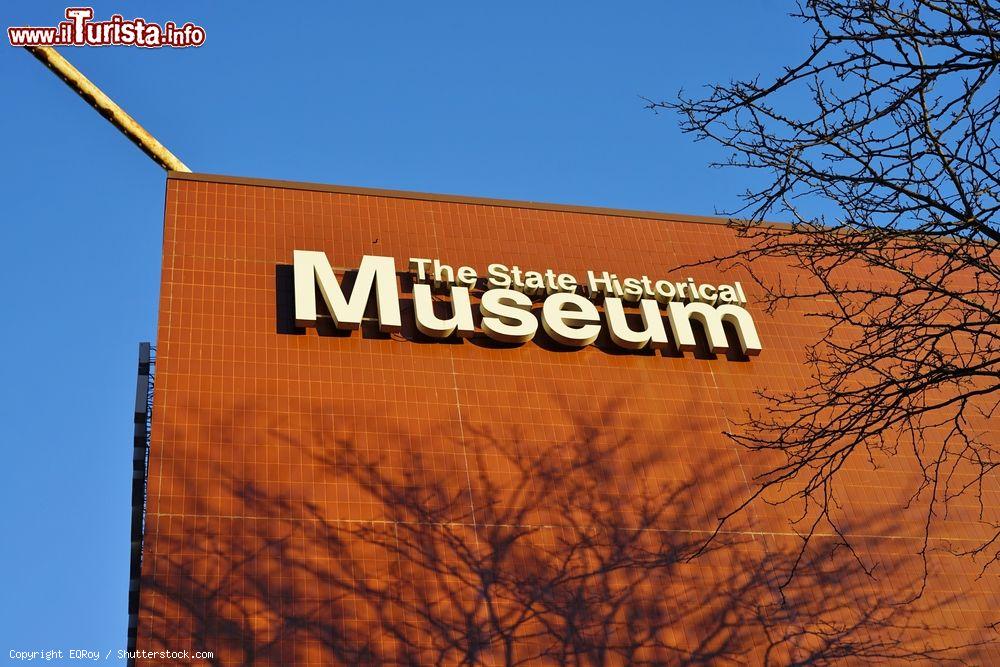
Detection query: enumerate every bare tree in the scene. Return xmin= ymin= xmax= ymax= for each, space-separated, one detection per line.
xmin=646 ymin=0 xmax=1000 ymax=595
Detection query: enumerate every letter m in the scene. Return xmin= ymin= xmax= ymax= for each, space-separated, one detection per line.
xmin=667 ymin=302 xmax=762 ymax=356
xmin=293 ymin=250 xmax=401 ymax=332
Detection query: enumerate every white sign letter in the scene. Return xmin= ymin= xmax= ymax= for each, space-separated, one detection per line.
xmin=480 ymin=289 xmax=537 ymax=343
xmin=413 ymin=284 xmax=475 ymax=338
xmin=542 ymin=293 xmax=601 ymax=347
xmin=293 ymin=250 xmax=401 ymax=332
xmin=666 ymin=302 xmax=761 ymax=356
xmin=605 ymin=298 xmax=669 ymax=350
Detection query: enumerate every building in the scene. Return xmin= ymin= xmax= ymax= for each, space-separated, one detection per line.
xmin=130 ymin=172 xmax=998 ymax=665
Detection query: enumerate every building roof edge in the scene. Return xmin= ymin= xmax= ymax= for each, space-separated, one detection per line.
xmin=167 ymin=171 xmax=791 ymax=230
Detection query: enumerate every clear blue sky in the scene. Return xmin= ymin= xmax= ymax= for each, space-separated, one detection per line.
xmin=0 ymin=1 xmax=807 ymax=660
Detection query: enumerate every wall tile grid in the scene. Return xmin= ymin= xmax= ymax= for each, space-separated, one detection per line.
xmin=137 ymin=177 xmax=999 ymax=665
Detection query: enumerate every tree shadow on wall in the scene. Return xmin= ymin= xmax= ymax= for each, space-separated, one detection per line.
xmin=137 ymin=400 xmax=995 ymax=665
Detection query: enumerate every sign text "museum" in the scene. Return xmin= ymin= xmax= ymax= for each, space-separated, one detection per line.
xmin=292 ymin=251 xmax=762 ymax=356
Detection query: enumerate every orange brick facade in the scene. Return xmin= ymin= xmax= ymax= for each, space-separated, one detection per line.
xmin=136 ymin=173 xmax=999 ymax=665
